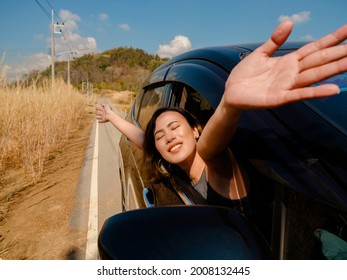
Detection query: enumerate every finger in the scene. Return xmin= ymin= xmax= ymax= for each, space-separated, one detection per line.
xmin=297 ymin=56 xmax=347 ymax=87
xmin=296 ymin=24 xmax=347 ymax=60
xmin=95 ymin=104 xmax=103 ymax=111
xmin=96 ymin=115 xmax=106 ymax=123
xmin=299 ymin=44 xmax=347 ymax=71
xmin=96 ymin=103 xmax=107 ymax=109
xmin=256 ymin=20 xmax=293 ymax=57
xmin=283 ymin=84 xmax=340 ymax=104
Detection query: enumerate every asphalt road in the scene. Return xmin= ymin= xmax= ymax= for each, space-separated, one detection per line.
xmin=69 ymin=98 xmax=123 ymax=260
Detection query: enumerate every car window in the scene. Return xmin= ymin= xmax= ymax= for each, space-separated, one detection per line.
xmin=306 ymin=72 xmax=347 ymax=135
xmin=132 ymin=89 xmax=143 ymax=121
xmin=137 ymin=84 xmax=165 ymax=129
xmin=169 ymin=83 xmax=214 ymax=126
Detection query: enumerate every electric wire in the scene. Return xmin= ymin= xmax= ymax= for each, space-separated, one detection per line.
xmin=44 ymin=0 xmax=64 ymax=24
xmin=44 ymin=0 xmax=78 ymax=53
xmin=45 ymin=0 xmax=78 ymax=56
xmin=34 ymin=0 xmax=51 ymax=21
xmin=34 ymin=0 xmax=78 ymax=57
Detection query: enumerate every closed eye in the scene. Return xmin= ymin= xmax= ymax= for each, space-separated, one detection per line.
xmin=155 ymin=134 xmax=164 ymax=141
xmin=169 ymin=122 xmax=180 ymax=130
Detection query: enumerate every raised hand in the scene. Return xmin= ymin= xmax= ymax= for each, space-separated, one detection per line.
xmin=95 ymin=104 xmax=113 ymax=123
xmin=223 ymin=20 xmax=347 ymax=110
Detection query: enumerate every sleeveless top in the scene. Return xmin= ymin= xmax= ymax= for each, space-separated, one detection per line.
xmin=192 ymin=169 xmax=250 ymax=215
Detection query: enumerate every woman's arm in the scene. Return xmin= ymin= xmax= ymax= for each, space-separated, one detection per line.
xmin=197 ymin=20 xmax=347 ymax=200
xmin=96 ymin=104 xmax=145 ymax=149
xmin=198 ymin=20 xmax=347 ymax=163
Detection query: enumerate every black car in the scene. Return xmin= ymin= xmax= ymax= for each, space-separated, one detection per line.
xmin=98 ymin=42 xmax=347 ymax=260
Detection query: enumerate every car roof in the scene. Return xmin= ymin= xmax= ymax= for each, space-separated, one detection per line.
xmin=142 ymin=41 xmax=310 ymax=90
xmin=155 ymin=41 xmax=308 ymax=73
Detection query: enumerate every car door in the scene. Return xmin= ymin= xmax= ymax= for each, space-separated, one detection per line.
xmin=119 ymin=83 xmax=184 ymax=211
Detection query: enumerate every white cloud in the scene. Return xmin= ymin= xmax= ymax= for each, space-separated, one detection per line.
xmin=5 ymin=9 xmax=97 ymax=83
xmin=98 ymin=13 xmax=109 ymax=21
xmin=118 ymin=23 xmax=130 ymax=31
xmin=54 ymin=33 xmax=97 ymax=55
xmin=34 ymin=34 xmax=45 ymax=41
xmin=59 ymin=9 xmax=81 ymax=31
xmin=1 ymin=64 xmax=9 ymax=84
xmin=54 ymin=9 xmax=97 ymax=54
xmin=278 ymin=11 xmax=311 ymax=24
xmin=301 ymin=34 xmax=315 ymax=41
xmin=5 ymin=53 xmax=51 ymax=82
xmin=156 ymin=35 xmax=192 ymax=58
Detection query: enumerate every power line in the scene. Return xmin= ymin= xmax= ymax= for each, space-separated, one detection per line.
xmin=44 ymin=0 xmax=77 ymax=53
xmin=34 ymin=0 xmax=51 ymax=21
xmin=34 ymin=0 xmax=77 ymax=54
xmin=60 ymin=31 xmax=74 ymax=53
xmin=61 ymin=27 xmax=77 ymax=53
xmin=44 ymin=0 xmax=64 ymax=25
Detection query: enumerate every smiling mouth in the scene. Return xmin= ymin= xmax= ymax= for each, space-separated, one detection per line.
xmin=169 ymin=143 xmax=182 ymax=152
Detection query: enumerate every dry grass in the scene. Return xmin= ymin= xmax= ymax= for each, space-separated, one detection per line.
xmin=0 ymin=78 xmax=90 ymax=183
xmin=110 ymin=90 xmax=134 ymax=114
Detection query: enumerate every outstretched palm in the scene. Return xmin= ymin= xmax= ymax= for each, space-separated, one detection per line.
xmin=224 ymin=20 xmax=347 ymax=110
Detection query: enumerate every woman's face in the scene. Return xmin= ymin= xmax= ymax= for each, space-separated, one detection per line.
xmin=154 ymin=111 xmax=199 ymax=167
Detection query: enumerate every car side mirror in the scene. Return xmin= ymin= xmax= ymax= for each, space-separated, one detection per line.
xmin=98 ymin=205 xmax=272 ymax=259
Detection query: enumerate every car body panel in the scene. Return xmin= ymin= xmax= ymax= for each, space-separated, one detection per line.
xmin=98 ymin=205 xmax=272 ymax=260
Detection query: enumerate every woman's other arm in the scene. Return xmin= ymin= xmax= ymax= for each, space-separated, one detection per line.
xmin=96 ymin=104 xmax=145 ymax=149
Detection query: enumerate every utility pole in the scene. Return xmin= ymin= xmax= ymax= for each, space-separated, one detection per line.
xmin=50 ymin=10 xmax=64 ymax=90
xmin=51 ymin=9 xmax=55 ymax=89
xmin=67 ymin=54 xmax=71 ymax=86
xmin=56 ymin=48 xmax=88 ymax=86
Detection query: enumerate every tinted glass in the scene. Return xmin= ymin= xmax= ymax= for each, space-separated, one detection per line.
xmin=137 ymin=85 xmax=165 ymax=129
xmin=306 ymin=73 xmax=347 ymax=135
xmin=170 ymin=83 xmax=214 ymax=126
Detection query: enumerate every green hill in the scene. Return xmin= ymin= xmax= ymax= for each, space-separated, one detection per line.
xmin=27 ymin=47 xmax=168 ymax=92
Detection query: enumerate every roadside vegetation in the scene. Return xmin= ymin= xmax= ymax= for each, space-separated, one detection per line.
xmin=1 ymin=46 xmax=163 ymax=183
xmin=0 ymin=77 xmax=91 ymax=183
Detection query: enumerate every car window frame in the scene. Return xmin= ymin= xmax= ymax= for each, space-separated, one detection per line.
xmin=168 ymin=82 xmax=215 ymax=126
xmin=134 ymin=82 xmax=167 ymax=129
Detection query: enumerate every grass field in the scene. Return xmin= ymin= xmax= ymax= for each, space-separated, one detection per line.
xmin=0 ymin=78 xmax=90 ymax=182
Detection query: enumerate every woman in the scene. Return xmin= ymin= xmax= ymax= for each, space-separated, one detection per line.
xmin=142 ymin=107 xmax=249 ymax=210
xmin=96 ymin=20 xmax=347 ymax=212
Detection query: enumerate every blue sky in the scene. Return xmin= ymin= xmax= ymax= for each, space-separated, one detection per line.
xmin=1 ymin=0 xmax=346 ymax=82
